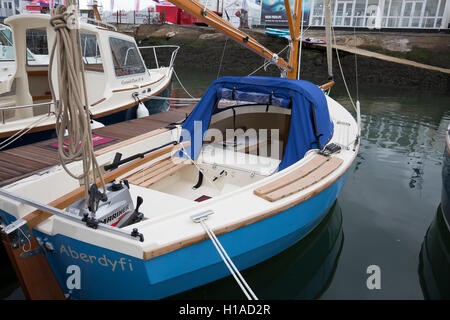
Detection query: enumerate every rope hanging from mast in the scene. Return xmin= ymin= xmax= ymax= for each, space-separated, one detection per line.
xmin=48 ymin=1 xmax=106 ymax=212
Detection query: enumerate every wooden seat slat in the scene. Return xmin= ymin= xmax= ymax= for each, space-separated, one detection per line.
xmin=139 ymin=162 xmax=189 ymax=188
xmin=128 ymin=159 xmax=176 ymax=185
xmin=254 ymin=154 xmax=329 ymax=197
xmin=262 ymin=157 xmax=343 ymax=202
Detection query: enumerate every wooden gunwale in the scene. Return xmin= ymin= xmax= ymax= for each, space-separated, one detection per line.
xmin=143 ymin=144 xmax=359 ymax=260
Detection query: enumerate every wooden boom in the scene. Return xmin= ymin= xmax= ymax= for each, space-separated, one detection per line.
xmin=167 ymin=0 xmax=292 ymax=74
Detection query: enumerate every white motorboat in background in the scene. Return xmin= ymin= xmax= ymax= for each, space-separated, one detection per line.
xmin=0 ymin=14 xmax=179 ymax=149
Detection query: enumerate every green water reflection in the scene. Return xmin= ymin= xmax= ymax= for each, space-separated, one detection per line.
xmin=171 ymin=75 xmax=450 ymax=300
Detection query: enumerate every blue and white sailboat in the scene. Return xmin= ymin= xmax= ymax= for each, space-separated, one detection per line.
xmin=0 ymin=74 xmax=359 ymax=299
xmin=0 ymin=0 xmax=360 ymax=299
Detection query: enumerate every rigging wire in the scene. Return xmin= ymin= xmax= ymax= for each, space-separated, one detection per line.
xmin=331 ymin=26 xmax=357 ymax=113
xmin=247 ymin=45 xmax=290 ymax=77
xmin=216 ymin=38 xmax=228 ymax=79
xmin=173 ymin=69 xmax=198 ymax=99
xmin=0 ymin=113 xmax=53 ymax=151
xmin=297 ymin=0 xmax=305 ymax=80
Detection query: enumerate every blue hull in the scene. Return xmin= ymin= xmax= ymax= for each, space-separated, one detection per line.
xmin=418 ymin=205 xmax=450 ymax=299
xmin=0 ymin=86 xmax=171 ymax=150
xmin=442 ymin=136 xmax=450 ymax=229
xmin=18 ymin=170 xmax=351 ymax=300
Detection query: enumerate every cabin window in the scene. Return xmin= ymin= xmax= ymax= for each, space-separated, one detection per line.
xmin=26 ymin=29 xmax=48 ymax=66
xmin=81 ymin=32 xmax=104 ymax=72
xmin=109 ymin=37 xmax=145 ymax=77
xmin=0 ymin=27 xmax=16 ymax=61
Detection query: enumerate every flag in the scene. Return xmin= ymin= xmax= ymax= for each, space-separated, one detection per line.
xmin=135 ymin=0 xmax=139 ymax=11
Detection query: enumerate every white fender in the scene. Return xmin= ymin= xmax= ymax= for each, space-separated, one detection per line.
xmin=90 ymin=119 xmax=105 ymax=129
xmin=137 ymin=102 xmax=149 ymax=118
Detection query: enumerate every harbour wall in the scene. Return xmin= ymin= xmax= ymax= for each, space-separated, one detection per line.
xmin=120 ymin=24 xmax=450 ymax=91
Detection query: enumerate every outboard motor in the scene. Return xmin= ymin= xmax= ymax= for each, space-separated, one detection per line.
xmin=66 ymin=180 xmax=144 ymax=228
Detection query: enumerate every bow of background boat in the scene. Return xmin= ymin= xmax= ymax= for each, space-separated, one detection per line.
xmin=0 ymin=14 xmax=178 ymax=150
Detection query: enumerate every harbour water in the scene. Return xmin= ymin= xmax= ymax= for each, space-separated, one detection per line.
xmin=1 ymin=70 xmax=449 ymax=300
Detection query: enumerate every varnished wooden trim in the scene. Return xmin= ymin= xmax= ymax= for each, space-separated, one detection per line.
xmin=140 ymin=162 xmax=189 ymax=187
xmin=254 ymin=155 xmax=329 ymax=197
xmin=143 ymin=144 xmax=359 ymax=261
xmin=84 ymin=65 xmax=104 ymax=73
xmin=2 ymin=236 xmax=66 ymax=299
xmin=112 ymin=85 xmax=139 ymax=93
xmin=319 ymin=81 xmax=335 ymax=90
xmin=32 ymin=95 xmax=52 ymax=101
xmin=27 ymin=70 xmax=48 ymax=77
xmin=262 ymin=157 xmax=343 ymax=202
xmin=140 ymin=75 xmax=166 ymax=88
xmin=91 ymin=98 xmax=106 ymax=106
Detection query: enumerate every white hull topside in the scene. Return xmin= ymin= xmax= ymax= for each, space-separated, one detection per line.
xmin=0 ymin=94 xmax=359 ymax=261
xmin=0 ymin=67 xmax=173 ymax=136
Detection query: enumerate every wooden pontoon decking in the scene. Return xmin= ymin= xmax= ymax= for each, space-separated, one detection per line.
xmin=0 ymin=106 xmax=193 ymax=188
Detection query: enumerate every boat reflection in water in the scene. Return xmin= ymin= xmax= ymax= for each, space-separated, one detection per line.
xmin=170 ymin=201 xmax=344 ymax=300
xmin=419 ymin=126 xmax=450 ymax=300
xmin=442 ymin=125 xmax=450 ymax=228
xmin=418 ymin=205 xmax=450 ymax=300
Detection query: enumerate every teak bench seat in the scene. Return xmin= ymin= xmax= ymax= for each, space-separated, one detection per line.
xmin=254 ymin=154 xmax=343 ymax=202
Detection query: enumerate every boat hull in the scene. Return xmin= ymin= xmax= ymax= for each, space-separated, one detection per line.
xmin=442 ymin=128 xmax=450 ymax=229
xmin=13 ymin=169 xmax=351 ymax=300
xmin=418 ymin=205 xmax=450 ymax=299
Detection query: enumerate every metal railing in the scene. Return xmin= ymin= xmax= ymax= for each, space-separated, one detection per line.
xmin=79 ymin=17 xmax=118 ymax=31
xmin=1 ymin=101 xmax=54 ymax=125
xmin=138 ymin=45 xmax=180 ymax=70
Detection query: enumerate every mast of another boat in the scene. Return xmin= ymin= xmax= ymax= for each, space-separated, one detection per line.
xmin=324 ymin=0 xmax=333 ymax=81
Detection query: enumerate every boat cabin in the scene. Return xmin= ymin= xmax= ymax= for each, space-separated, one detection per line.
xmin=122 ymin=76 xmax=336 ymax=215
xmin=0 ymin=14 xmax=174 ymax=137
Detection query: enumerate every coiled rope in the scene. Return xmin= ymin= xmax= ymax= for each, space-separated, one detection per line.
xmin=48 ymin=2 xmax=106 ymax=209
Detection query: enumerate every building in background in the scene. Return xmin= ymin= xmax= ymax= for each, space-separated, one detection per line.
xmin=307 ymin=0 xmax=449 ymax=29
xmin=0 ymin=0 xmax=20 ymax=19
xmin=0 ymin=0 xmax=448 ymax=30
xmin=261 ymin=0 xmax=310 ymax=26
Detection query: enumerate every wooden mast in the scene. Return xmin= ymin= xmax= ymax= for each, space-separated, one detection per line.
xmin=285 ymin=0 xmax=302 ymax=79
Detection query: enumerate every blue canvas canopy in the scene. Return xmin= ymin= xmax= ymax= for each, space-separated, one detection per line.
xmin=179 ymin=76 xmax=334 ymax=171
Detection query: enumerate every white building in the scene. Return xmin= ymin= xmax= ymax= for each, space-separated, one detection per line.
xmin=309 ymin=0 xmax=450 ymax=29
xmin=0 ymin=0 xmax=19 ymax=19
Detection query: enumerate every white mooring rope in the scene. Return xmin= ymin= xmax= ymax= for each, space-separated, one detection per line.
xmin=194 ymin=215 xmax=258 ymax=300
